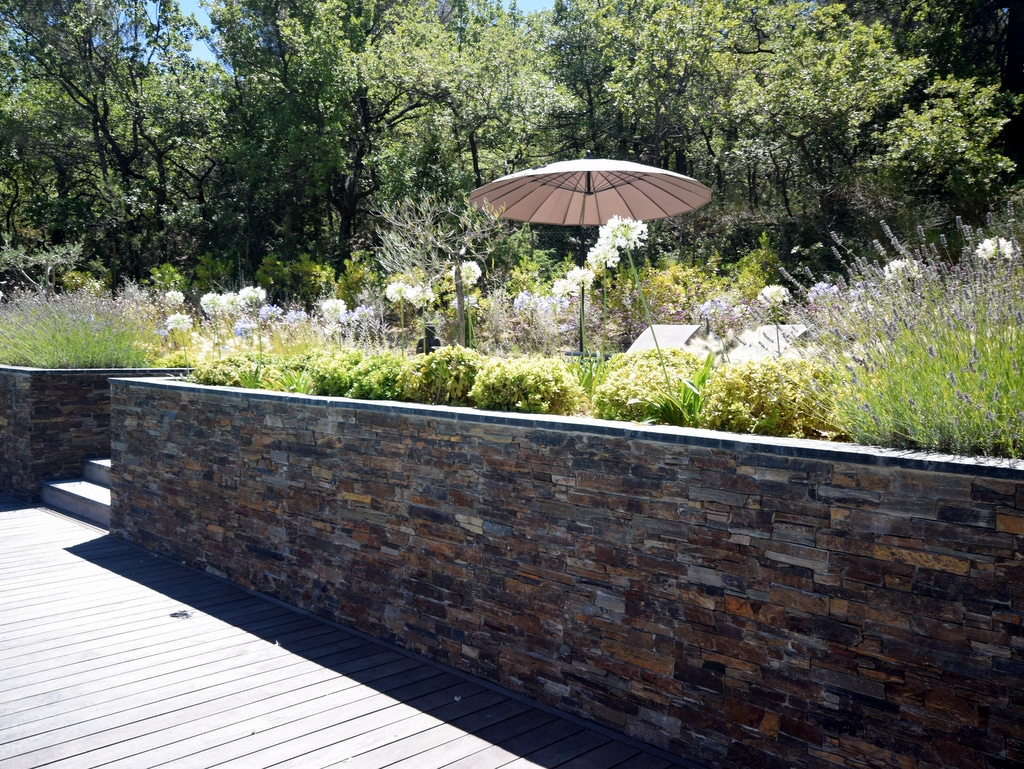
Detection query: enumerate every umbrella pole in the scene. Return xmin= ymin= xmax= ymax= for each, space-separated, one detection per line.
xmin=578 ymin=225 xmax=585 ymax=353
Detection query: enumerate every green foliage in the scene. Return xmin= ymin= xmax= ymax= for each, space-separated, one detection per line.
xmin=346 ymin=352 xmax=415 ymax=401
xmin=193 ymin=254 xmax=236 ymax=293
xmin=730 ymin=233 xmax=779 ymax=301
xmin=604 ymin=263 xmax=726 ymax=343
xmin=636 ymin=352 xmax=715 ymax=428
xmin=592 ymin=348 xmax=704 ymax=421
xmin=145 ymin=263 xmax=189 ymax=294
xmin=0 ymin=0 xmax=1019 ymax=298
xmin=151 ymin=349 xmax=190 ymax=368
xmin=700 ymin=358 xmax=842 ymax=439
xmin=469 ymin=356 xmax=585 ymax=415
xmin=569 ymin=353 xmax=609 ymax=398
xmin=878 ymin=76 xmax=1015 ymax=210
xmin=301 ymin=349 xmax=366 ymax=396
xmin=0 ymin=289 xmax=156 ymax=368
xmin=190 ymin=353 xmax=283 ymax=389
xmin=810 ymin=227 xmax=1024 ymax=458
xmin=0 ymin=238 xmax=84 ymax=295
xmin=255 ymin=254 xmax=337 ymax=307
xmin=335 ymin=252 xmax=378 ymax=306
xmin=404 ymin=346 xmax=485 ymax=406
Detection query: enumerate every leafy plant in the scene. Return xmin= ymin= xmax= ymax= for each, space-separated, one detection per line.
xmin=275 ymin=368 xmax=316 ymax=395
xmin=255 ymin=253 xmax=337 ymax=307
xmin=403 ymin=346 xmax=485 ymax=406
xmin=700 ymin=357 xmax=842 ymax=438
xmin=346 ymin=352 xmax=415 ymax=401
xmin=637 ymin=352 xmax=715 ymax=427
xmin=191 ymin=353 xmax=283 ymax=388
xmin=569 ymin=353 xmax=609 ymax=397
xmin=469 ymin=356 xmax=585 ymax=415
xmin=0 ymin=238 xmax=84 ymax=296
xmin=592 ymin=348 xmax=705 ymax=421
xmin=296 ymin=349 xmax=363 ymax=396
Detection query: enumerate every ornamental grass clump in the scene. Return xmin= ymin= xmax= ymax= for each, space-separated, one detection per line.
xmin=0 ymin=288 xmax=157 ymax=368
xmin=806 ymin=222 xmax=1024 ymax=458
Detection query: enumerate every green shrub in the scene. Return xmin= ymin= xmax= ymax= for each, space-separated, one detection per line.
xmin=0 ymin=289 xmax=156 ymax=368
xmin=256 ymin=253 xmax=337 ymax=307
xmin=636 ymin=352 xmax=715 ymax=428
xmin=592 ymin=348 xmax=705 ymax=422
xmin=699 ymin=357 xmax=841 ymax=439
xmin=347 ymin=352 xmax=415 ymax=401
xmin=190 ymin=353 xmax=283 ymax=389
xmin=404 ymin=346 xmax=485 ymax=406
xmin=151 ymin=349 xmax=190 ymax=368
xmin=300 ymin=348 xmax=365 ymax=396
xmin=469 ymin=356 xmax=584 ymax=415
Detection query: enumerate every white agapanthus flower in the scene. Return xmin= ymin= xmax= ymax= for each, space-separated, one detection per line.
xmin=319 ymin=297 xmax=348 ymax=320
xmin=164 ymin=290 xmax=185 ymax=309
xmin=599 ymin=216 xmax=648 ymax=251
xmin=882 ymin=259 xmax=923 ymax=282
xmin=165 ymin=313 xmax=192 ymax=332
xmin=237 ymin=286 xmax=267 ymax=309
xmin=385 ymin=281 xmax=411 ymax=304
xmin=564 ymin=266 xmax=595 ymax=294
xmin=405 ymin=284 xmax=435 ymax=309
xmin=387 ymin=281 xmax=434 ymax=309
xmin=456 ymin=261 xmax=482 ymax=288
xmin=200 ymin=292 xmax=227 ymax=317
xmin=975 ymin=237 xmax=1019 ymax=261
xmin=758 ymin=284 xmax=791 ymax=308
xmin=586 ymin=241 xmax=620 ymax=272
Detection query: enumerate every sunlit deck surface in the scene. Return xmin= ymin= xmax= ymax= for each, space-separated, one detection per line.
xmin=0 ymin=499 xmax=685 ymax=769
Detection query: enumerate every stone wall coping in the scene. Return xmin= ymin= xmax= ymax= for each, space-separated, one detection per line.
xmin=0 ymin=365 xmax=187 ymax=376
xmin=114 ymin=375 xmax=1024 ymax=482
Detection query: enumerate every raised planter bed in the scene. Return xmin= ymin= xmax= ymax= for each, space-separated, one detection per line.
xmin=0 ymin=365 xmax=186 ymax=500
xmin=110 ymin=376 xmax=1024 ymax=769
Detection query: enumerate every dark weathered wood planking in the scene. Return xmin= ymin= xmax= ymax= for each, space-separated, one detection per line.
xmin=0 ymin=504 xmax=685 ymax=769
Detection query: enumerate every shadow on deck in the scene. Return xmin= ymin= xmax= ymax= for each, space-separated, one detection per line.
xmin=0 ymin=502 xmax=693 ymax=769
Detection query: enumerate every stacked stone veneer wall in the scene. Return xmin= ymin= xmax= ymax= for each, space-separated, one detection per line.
xmin=110 ymin=377 xmax=1024 ymax=769
xmin=0 ymin=366 xmax=185 ymax=500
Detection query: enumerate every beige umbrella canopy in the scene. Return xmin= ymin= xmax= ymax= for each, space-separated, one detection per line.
xmin=469 ymin=158 xmax=712 ymax=226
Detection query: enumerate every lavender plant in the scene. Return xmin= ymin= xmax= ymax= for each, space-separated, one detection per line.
xmin=0 ymin=288 xmax=157 ymax=368
xmin=800 ymin=221 xmax=1024 ymax=458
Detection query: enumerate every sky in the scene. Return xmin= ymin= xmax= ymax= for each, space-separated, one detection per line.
xmin=179 ymin=0 xmax=554 ymax=61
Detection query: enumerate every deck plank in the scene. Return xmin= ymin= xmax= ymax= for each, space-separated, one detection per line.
xmin=0 ymin=503 xmax=688 ymax=769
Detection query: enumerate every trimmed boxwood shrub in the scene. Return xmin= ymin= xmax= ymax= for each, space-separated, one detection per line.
xmin=300 ymin=348 xmax=365 ymax=396
xmin=592 ymin=348 xmax=705 ymax=422
xmin=403 ymin=346 xmax=485 ymax=406
xmin=191 ymin=353 xmax=284 ymax=389
xmin=699 ymin=357 xmax=842 ymax=439
xmin=346 ymin=351 xmax=415 ymax=401
xmin=469 ymin=356 xmax=584 ymax=415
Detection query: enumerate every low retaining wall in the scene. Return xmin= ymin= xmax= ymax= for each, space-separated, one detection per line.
xmin=0 ymin=366 xmax=185 ymax=499
xmin=110 ymin=377 xmax=1024 ymax=768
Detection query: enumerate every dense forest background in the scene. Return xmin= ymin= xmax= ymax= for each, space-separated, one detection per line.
xmin=1 ymin=0 xmax=1021 ymax=291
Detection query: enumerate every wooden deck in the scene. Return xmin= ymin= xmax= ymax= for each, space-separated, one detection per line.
xmin=0 ymin=500 xmax=685 ymax=769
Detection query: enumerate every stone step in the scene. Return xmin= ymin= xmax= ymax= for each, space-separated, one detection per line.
xmin=83 ymin=458 xmax=112 ymax=488
xmin=40 ymin=480 xmax=111 ymax=529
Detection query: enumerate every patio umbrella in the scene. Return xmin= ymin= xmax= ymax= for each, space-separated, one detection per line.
xmin=469 ymin=157 xmax=712 ymax=226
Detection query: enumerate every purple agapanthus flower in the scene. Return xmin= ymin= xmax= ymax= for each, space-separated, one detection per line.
xmin=234 ymin=318 xmax=257 ymax=338
xmin=258 ymin=304 xmax=283 ymax=322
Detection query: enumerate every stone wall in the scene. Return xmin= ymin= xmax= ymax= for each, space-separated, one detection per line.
xmin=0 ymin=366 xmax=185 ymax=499
xmin=110 ymin=377 xmax=1024 ymax=769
